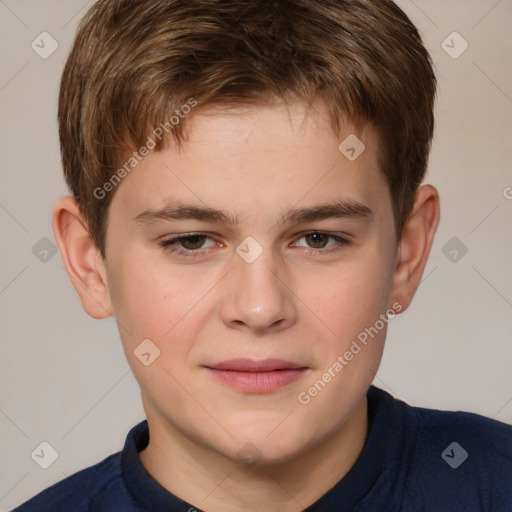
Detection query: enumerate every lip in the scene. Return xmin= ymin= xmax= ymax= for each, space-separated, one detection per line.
xmin=204 ymin=358 xmax=308 ymax=393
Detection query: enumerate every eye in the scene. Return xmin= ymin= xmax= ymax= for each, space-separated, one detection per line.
xmin=159 ymin=231 xmax=350 ymax=259
xmin=292 ymin=232 xmax=350 ymax=252
xmin=160 ymin=233 xmax=217 ymax=256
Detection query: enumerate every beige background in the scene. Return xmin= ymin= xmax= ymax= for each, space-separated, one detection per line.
xmin=1 ymin=0 xmax=511 ymax=509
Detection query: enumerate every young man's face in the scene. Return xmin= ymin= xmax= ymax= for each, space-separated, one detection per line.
xmin=96 ymin=100 xmax=402 ymax=462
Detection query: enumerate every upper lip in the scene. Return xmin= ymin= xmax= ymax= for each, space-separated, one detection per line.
xmin=206 ymin=358 xmax=307 ymax=372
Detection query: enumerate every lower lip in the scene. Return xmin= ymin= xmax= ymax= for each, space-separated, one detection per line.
xmin=205 ymin=368 xmax=307 ymax=393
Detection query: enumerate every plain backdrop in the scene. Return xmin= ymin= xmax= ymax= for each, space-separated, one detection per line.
xmin=1 ymin=0 xmax=511 ymax=509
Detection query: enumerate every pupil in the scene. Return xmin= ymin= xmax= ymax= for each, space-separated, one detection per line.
xmin=182 ymin=235 xmax=204 ymax=250
xmin=308 ymin=233 xmax=327 ymax=248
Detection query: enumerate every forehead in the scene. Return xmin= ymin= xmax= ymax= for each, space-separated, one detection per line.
xmin=178 ymin=99 xmax=368 ymax=153
xmin=108 ymin=99 xmax=388 ymax=227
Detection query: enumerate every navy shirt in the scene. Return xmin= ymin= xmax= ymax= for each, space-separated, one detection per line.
xmin=13 ymin=386 xmax=512 ymax=511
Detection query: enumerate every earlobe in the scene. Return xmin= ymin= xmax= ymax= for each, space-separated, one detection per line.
xmin=391 ymin=185 xmax=440 ymax=312
xmin=52 ymin=195 xmax=114 ymax=319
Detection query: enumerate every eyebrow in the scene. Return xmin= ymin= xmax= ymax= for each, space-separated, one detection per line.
xmin=133 ymin=199 xmax=373 ymax=226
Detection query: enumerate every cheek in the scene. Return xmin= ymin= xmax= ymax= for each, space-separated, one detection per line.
xmin=301 ymin=245 xmax=394 ymax=352
xmin=106 ymin=253 xmax=219 ymax=356
xmin=106 ymin=256 xmax=180 ymax=341
xmin=106 ymin=258 xmax=200 ymax=394
xmin=295 ymin=252 xmax=393 ymax=418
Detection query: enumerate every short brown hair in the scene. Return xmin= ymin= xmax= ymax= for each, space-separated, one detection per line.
xmin=58 ymin=0 xmax=437 ymax=258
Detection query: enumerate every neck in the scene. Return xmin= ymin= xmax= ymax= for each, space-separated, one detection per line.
xmin=139 ymin=398 xmax=368 ymax=512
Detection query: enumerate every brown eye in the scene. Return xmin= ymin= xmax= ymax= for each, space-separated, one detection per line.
xmin=292 ymin=232 xmax=351 ymax=253
xmin=160 ymin=233 xmax=216 ymax=255
xmin=178 ymin=235 xmax=208 ymax=250
xmin=305 ymin=232 xmax=329 ymax=248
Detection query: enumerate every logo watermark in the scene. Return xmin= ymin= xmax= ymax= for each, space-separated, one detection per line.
xmin=93 ymin=98 xmax=197 ymax=200
xmin=297 ymin=301 xmax=402 ymax=405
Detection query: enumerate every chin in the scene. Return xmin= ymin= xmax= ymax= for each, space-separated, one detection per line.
xmin=222 ymin=417 xmax=314 ymax=466
xmin=228 ymin=438 xmax=305 ymax=467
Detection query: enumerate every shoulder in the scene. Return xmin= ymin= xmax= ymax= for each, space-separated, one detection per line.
xmin=369 ymin=386 xmax=512 ymax=460
xmin=410 ymin=399 xmax=512 ymax=463
xmin=12 ymin=451 xmax=131 ymax=512
xmin=395 ymin=392 xmax=512 ymax=511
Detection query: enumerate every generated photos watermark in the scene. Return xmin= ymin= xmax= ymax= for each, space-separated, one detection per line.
xmin=297 ymin=301 xmax=403 ymax=405
xmin=93 ymin=97 xmax=197 ymax=200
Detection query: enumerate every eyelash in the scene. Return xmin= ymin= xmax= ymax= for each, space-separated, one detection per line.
xmin=159 ymin=231 xmax=351 ymax=258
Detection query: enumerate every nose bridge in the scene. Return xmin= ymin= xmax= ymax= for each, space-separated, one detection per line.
xmin=220 ymin=239 xmax=297 ymax=333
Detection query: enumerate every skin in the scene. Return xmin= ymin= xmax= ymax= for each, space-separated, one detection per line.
xmin=53 ymin=99 xmax=439 ymax=512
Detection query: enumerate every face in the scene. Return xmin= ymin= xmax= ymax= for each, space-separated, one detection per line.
xmin=101 ymin=99 xmax=400 ymax=463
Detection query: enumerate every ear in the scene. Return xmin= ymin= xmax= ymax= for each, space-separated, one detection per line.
xmin=391 ymin=184 xmax=440 ymax=312
xmin=52 ymin=195 xmax=113 ymax=319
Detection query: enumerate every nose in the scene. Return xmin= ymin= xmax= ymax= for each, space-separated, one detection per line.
xmin=219 ymin=247 xmax=298 ymax=335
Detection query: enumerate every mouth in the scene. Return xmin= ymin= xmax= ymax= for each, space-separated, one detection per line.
xmin=204 ymin=358 xmax=309 ymax=393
